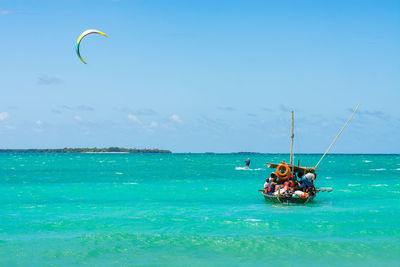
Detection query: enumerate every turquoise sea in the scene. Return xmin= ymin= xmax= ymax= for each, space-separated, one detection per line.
xmin=0 ymin=153 xmax=399 ymax=266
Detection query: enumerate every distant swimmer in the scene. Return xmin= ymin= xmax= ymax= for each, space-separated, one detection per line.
xmin=244 ymin=158 xmax=250 ymax=168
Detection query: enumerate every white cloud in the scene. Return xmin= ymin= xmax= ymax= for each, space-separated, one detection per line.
xmin=37 ymin=74 xmax=62 ymax=85
xmin=128 ymin=114 xmax=142 ymax=124
xmin=76 ymin=105 xmax=94 ymax=112
xmin=169 ymin=114 xmax=182 ymax=124
xmin=0 ymin=112 xmax=9 ymax=121
xmin=144 ymin=121 xmax=159 ymax=134
xmin=36 ymin=120 xmax=43 ymax=125
xmin=0 ymin=10 xmax=13 ymax=15
xmin=74 ymin=115 xmax=82 ymax=121
xmin=149 ymin=121 xmax=158 ymax=128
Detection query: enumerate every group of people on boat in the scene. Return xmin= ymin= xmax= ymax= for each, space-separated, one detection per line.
xmin=263 ymin=168 xmax=317 ymax=199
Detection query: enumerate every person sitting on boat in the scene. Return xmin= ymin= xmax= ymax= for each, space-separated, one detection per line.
xmin=269 ymin=172 xmax=278 ymax=182
xmin=264 ymin=172 xmax=276 ymax=189
xmin=296 ymin=171 xmax=304 ymax=180
xmin=272 ymin=176 xmax=284 ymax=193
xmin=301 ymin=173 xmax=316 ymax=196
xmin=292 ymin=179 xmax=303 ymax=192
xmin=264 ymin=174 xmax=278 ymax=195
xmin=284 ymin=180 xmax=295 ymax=196
xmin=264 ymin=178 xmax=269 ymax=191
xmin=243 ymin=158 xmax=250 ymax=168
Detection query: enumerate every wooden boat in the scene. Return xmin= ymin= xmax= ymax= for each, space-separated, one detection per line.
xmin=262 ymin=192 xmax=314 ymax=204
xmin=261 ymin=106 xmax=359 ymax=204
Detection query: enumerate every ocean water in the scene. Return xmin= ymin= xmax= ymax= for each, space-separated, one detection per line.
xmin=0 ymin=153 xmax=399 ymax=266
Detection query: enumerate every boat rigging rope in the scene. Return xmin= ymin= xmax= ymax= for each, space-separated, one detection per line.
xmin=315 ymin=104 xmax=360 ymax=168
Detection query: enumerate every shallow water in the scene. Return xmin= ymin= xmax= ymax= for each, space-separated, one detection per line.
xmin=0 ymin=153 xmax=399 ymax=266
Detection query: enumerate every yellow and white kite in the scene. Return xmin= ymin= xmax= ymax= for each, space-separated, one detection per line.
xmin=76 ymin=29 xmax=108 ymax=64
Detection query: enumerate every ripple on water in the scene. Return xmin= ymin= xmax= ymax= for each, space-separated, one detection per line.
xmin=244 ymin=219 xmax=262 ymax=222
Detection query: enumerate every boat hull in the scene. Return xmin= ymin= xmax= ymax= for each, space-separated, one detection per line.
xmin=262 ymin=192 xmax=314 ymax=204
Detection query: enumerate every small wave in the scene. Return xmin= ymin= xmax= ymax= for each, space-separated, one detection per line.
xmin=348 ymin=184 xmax=360 ymax=187
xmin=235 ymin=167 xmax=248 ymax=170
xmin=123 ymin=182 xmax=138 ymax=185
xmin=370 ymin=168 xmax=386 ymax=171
xmin=23 ymin=205 xmax=46 ymax=209
xmin=115 ymin=172 xmax=123 ymax=175
xmin=245 ymin=219 xmax=262 ymax=222
xmin=363 ymin=160 xmax=372 ymax=163
xmin=371 ymin=184 xmax=388 ymax=187
xmin=395 ymin=168 xmax=400 ymax=171
xmin=338 ymin=189 xmax=350 ymax=192
xmin=235 ymin=167 xmax=263 ymax=171
xmin=325 ymin=177 xmax=332 ymax=180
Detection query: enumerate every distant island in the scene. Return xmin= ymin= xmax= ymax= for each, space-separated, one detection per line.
xmin=0 ymin=147 xmax=171 ymax=153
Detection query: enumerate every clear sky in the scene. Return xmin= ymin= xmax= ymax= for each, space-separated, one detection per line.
xmin=1 ymin=0 xmax=399 ymax=153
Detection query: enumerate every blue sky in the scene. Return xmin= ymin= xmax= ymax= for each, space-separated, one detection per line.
xmin=0 ymin=0 xmax=399 ymax=153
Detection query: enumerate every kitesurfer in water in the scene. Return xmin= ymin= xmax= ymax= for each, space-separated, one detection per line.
xmin=244 ymin=158 xmax=250 ymax=168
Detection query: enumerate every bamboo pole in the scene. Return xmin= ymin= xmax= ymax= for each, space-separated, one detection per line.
xmin=314 ymin=104 xmax=360 ymax=168
xmin=290 ymin=110 xmax=294 ymax=165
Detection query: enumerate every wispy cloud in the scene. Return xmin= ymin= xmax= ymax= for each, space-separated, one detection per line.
xmin=0 ymin=10 xmax=13 ymax=15
xmin=145 ymin=121 xmax=158 ymax=133
xmin=121 ymin=107 xmax=158 ymax=116
xmin=74 ymin=115 xmax=83 ymax=122
xmin=149 ymin=121 xmax=158 ymax=128
xmin=128 ymin=114 xmax=142 ymax=124
xmin=218 ymin=106 xmax=236 ymax=111
xmin=197 ymin=115 xmax=229 ymax=131
xmin=62 ymin=105 xmax=72 ymax=110
xmin=352 ymin=108 xmax=390 ymax=121
xmin=127 ymin=114 xmax=159 ymax=133
xmin=0 ymin=112 xmax=8 ymax=121
xmin=262 ymin=107 xmax=273 ymax=112
xmin=134 ymin=108 xmax=158 ymax=116
xmin=0 ymin=112 xmax=14 ymax=131
xmin=37 ymin=74 xmax=62 ymax=85
xmin=279 ymin=104 xmax=291 ymax=112
xmin=76 ymin=105 xmax=94 ymax=112
xmin=53 ymin=105 xmax=93 ymax=113
xmin=169 ymin=114 xmax=183 ymax=124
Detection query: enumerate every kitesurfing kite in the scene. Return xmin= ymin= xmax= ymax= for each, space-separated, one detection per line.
xmin=76 ymin=29 xmax=108 ymax=64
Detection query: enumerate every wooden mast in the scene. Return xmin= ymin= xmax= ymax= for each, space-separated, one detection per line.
xmin=290 ymin=110 xmax=294 ymax=165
